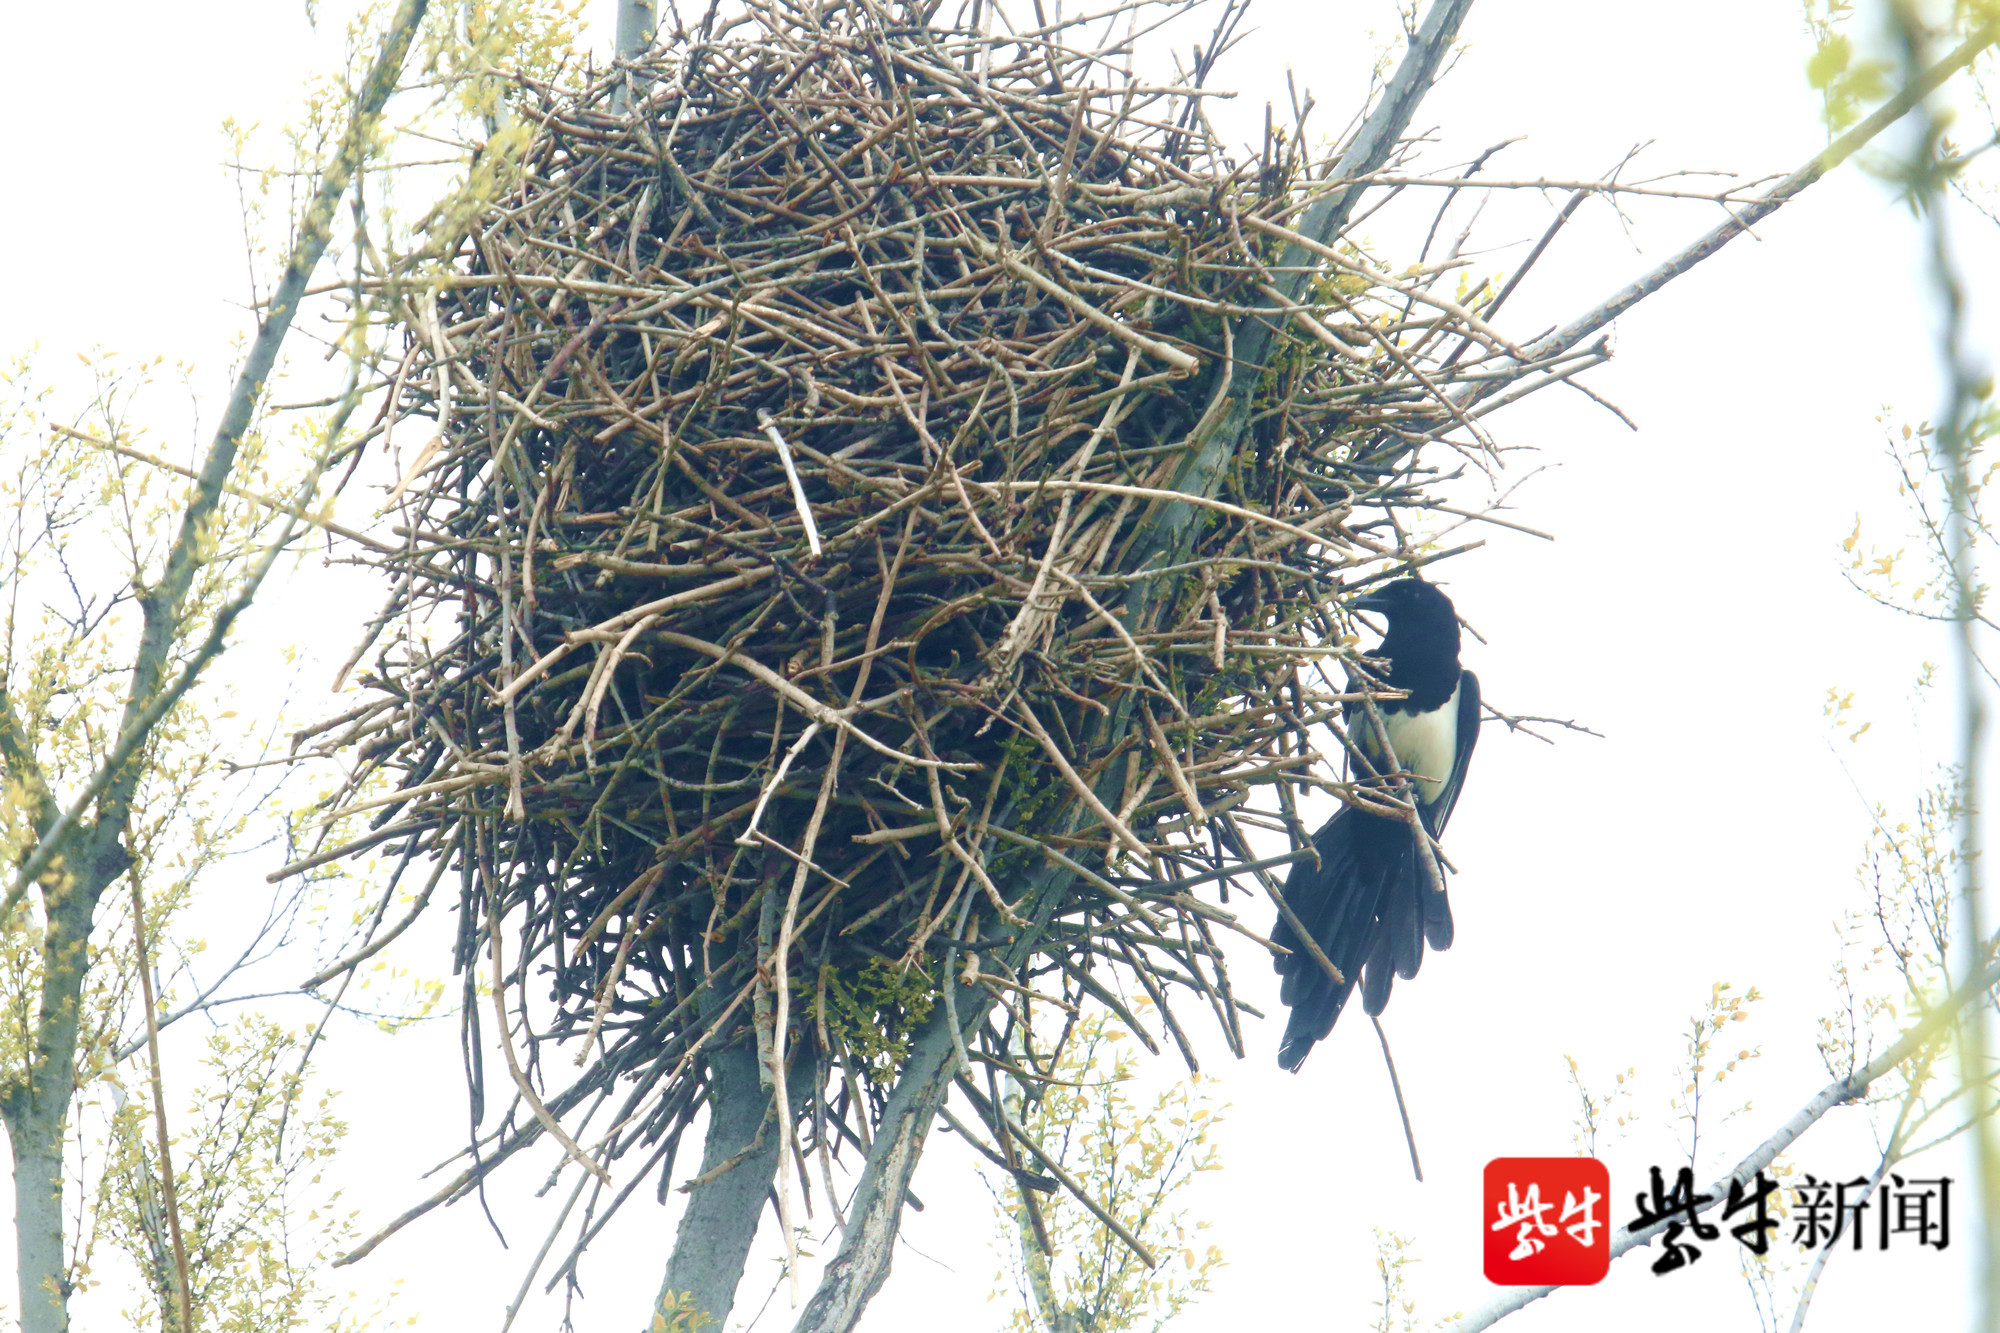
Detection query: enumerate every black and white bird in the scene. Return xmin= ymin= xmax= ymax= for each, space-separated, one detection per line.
xmin=1272 ymin=578 xmax=1479 ymax=1071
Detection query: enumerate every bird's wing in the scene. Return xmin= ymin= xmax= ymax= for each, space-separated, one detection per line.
xmin=1418 ymin=668 xmax=1480 ymax=838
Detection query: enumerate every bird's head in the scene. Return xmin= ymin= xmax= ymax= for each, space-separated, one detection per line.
xmin=1349 ymin=577 xmax=1456 ymax=630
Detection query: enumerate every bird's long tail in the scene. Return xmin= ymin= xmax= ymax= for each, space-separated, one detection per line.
xmin=1272 ymin=807 xmax=1453 ymax=1071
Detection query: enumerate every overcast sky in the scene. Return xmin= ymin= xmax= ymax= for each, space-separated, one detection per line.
xmin=2 ymin=1 xmax=1996 ymax=1331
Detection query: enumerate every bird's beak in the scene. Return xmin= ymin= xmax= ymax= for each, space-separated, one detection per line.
xmin=1349 ymin=589 xmax=1394 ymax=614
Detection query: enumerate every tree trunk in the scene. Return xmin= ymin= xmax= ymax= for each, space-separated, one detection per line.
xmin=616 ymin=0 xmax=657 ymax=59
xmin=1 ymin=830 xmax=124 ymax=1333
xmin=653 ymin=1034 xmax=812 ymax=1329
xmin=8 ymin=1116 xmax=68 ymax=1333
xmin=611 ymin=0 xmax=657 ymax=114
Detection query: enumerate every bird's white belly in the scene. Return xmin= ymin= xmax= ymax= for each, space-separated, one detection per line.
xmin=1377 ymin=680 xmax=1458 ymax=797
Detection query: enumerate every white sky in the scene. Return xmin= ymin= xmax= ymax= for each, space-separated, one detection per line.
xmin=2 ymin=1 xmax=1995 ymax=1331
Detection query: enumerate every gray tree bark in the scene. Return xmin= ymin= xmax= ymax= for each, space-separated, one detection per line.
xmin=0 ymin=826 xmax=130 ymax=1333
xmin=611 ymin=0 xmax=657 ymax=115
xmin=653 ymin=1033 xmax=816 ymax=1329
xmin=615 ymin=0 xmax=657 ymax=59
xmin=9 ymin=1129 xmax=66 ymax=1333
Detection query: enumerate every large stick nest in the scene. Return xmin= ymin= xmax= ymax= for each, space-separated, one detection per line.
xmin=300 ymin=0 xmax=1542 ymax=1250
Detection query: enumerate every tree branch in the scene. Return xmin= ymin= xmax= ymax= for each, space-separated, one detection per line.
xmin=51 ymin=425 xmax=399 ymax=555
xmin=5 ymin=0 xmax=431 ymax=905
xmin=7 ymin=368 xmax=370 ymax=915
xmin=1462 ymin=16 xmax=2000 ymax=400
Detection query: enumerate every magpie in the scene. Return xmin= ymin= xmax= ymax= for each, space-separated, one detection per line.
xmin=1272 ymin=578 xmax=1479 ymax=1071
